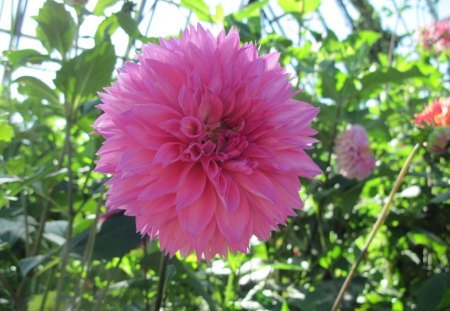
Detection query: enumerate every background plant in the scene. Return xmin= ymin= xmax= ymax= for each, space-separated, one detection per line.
xmin=0 ymin=0 xmax=449 ymax=310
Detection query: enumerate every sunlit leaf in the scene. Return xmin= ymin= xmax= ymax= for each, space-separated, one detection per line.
xmin=93 ymin=0 xmax=118 ymax=16
xmin=278 ymin=0 xmax=321 ymax=14
xmin=19 ymin=254 xmax=51 ymax=277
xmin=3 ymin=49 xmax=50 ymax=69
xmin=0 ymin=123 xmax=14 ymax=142
xmin=233 ymin=0 xmax=268 ymax=21
xmin=54 ymin=41 xmax=115 ymax=109
xmin=15 ymin=76 xmax=60 ymax=106
xmin=34 ymin=0 xmax=76 ymax=56
xmin=181 ymin=0 xmax=213 ymax=22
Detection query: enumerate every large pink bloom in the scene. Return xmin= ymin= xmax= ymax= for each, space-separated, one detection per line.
xmin=334 ymin=125 xmax=376 ymax=180
xmin=93 ymin=25 xmax=320 ymax=261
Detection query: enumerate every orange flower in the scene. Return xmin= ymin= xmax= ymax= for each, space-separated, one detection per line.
xmin=413 ymin=97 xmax=450 ymax=127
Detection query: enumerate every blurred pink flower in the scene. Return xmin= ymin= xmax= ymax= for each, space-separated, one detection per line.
xmin=419 ymin=17 xmax=450 ymax=53
xmin=93 ymin=25 xmax=320 ymax=261
xmin=334 ymin=125 xmax=376 ymax=180
xmin=412 ymin=97 xmax=450 ymax=127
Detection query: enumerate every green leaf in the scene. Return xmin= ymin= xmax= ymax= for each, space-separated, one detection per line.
xmin=34 ymin=0 xmax=76 ymax=56
xmin=278 ymin=0 xmax=321 ymax=14
xmin=172 ymin=258 xmax=219 ymax=311
xmin=19 ymin=254 xmax=51 ymax=277
xmin=54 ymin=41 xmax=115 ymax=108
xmin=0 ymin=123 xmax=14 ymax=142
xmin=94 ymin=15 xmax=120 ymax=44
xmin=416 ymin=273 xmax=450 ymax=311
xmin=181 ymin=0 xmax=212 ymax=22
xmin=233 ymin=0 xmax=268 ymax=21
xmin=361 ymin=66 xmax=424 ymax=90
xmin=93 ymin=0 xmax=118 ymax=16
xmin=72 ymin=214 xmax=142 ymax=260
xmin=430 ymin=190 xmax=450 ymax=204
xmin=0 ymin=216 xmax=36 ymax=245
xmin=3 ymin=49 xmax=49 ymax=69
xmin=15 ymin=76 xmax=60 ymax=106
xmin=116 ymin=11 xmax=141 ymax=39
xmin=319 ymin=61 xmax=338 ymax=100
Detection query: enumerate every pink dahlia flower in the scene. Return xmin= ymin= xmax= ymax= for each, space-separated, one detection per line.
xmin=419 ymin=17 xmax=450 ymax=53
xmin=334 ymin=125 xmax=376 ymax=180
xmin=93 ymin=25 xmax=320 ymax=261
xmin=412 ymin=97 xmax=450 ymax=127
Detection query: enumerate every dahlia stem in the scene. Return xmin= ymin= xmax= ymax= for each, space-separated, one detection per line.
xmin=331 ymin=143 xmax=421 ymax=311
xmin=154 ymin=253 xmax=169 ymax=311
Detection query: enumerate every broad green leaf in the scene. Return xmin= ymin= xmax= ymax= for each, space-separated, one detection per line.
xmin=233 ymin=0 xmax=268 ymax=21
xmin=278 ymin=0 xmax=321 ymax=14
xmin=172 ymin=258 xmax=219 ymax=311
xmin=181 ymin=0 xmax=212 ymax=22
xmin=34 ymin=0 xmax=76 ymax=56
xmin=94 ymin=15 xmax=120 ymax=44
xmin=54 ymin=41 xmax=115 ymax=108
xmin=71 ymin=214 xmax=142 ymax=260
xmin=15 ymin=76 xmax=60 ymax=106
xmin=116 ymin=11 xmax=142 ymax=39
xmin=408 ymin=230 xmax=447 ymax=257
xmin=28 ymin=291 xmax=57 ymax=311
xmin=93 ymin=0 xmax=118 ymax=16
xmin=0 ymin=123 xmax=14 ymax=142
xmin=3 ymin=49 xmax=49 ymax=69
xmin=430 ymin=190 xmax=450 ymax=204
xmin=416 ymin=273 xmax=450 ymax=311
xmin=319 ymin=61 xmax=338 ymax=100
xmin=0 ymin=216 xmax=36 ymax=245
xmin=19 ymin=254 xmax=50 ymax=277
xmin=361 ymin=66 xmax=424 ymax=90
xmin=212 ymin=5 xmax=224 ymax=23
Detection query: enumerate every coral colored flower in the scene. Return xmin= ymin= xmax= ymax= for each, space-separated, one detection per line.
xmin=93 ymin=25 xmax=321 ymax=261
xmin=419 ymin=17 xmax=450 ymax=53
xmin=413 ymin=97 xmax=450 ymax=127
xmin=334 ymin=125 xmax=376 ymax=180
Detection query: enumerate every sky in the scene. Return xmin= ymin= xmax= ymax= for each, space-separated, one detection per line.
xmin=0 ymin=0 xmax=449 ymax=91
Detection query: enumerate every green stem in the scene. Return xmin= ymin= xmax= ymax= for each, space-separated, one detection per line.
xmin=53 ymin=100 xmax=75 ymax=311
xmin=92 ymin=257 xmax=123 ymax=311
xmin=331 ymin=143 xmax=421 ymax=311
xmin=22 ymin=192 xmax=30 ymax=257
xmin=143 ymin=239 xmax=150 ymax=311
xmin=154 ymin=254 xmax=169 ymax=311
xmin=39 ymin=268 xmax=54 ymax=311
xmin=73 ymin=196 xmax=103 ymax=311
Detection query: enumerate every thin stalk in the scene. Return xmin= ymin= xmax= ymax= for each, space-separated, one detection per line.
xmin=0 ymin=273 xmax=19 ymax=307
xmin=154 ymin=254 xmax=169 ymax=311
xmin=92 ymin=257 xmax=123 ymax=311
xmin=53 ymin=101 xmax=75 ymax=311
xmin=331 ymin=143 xmax=421 ymax=311
xmin=143 ymin=238 xmax=150 ymax=311
xmin=39 ymin=268 xmax=55 ymax=311
xmin=73 ymin=196 xmax=103 ymax=311
xmin=22 ymin=192 xmax=30 ymax=257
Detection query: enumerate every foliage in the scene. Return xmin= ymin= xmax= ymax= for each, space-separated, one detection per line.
xmin=0 ymin=0 xmax=449 ymax=310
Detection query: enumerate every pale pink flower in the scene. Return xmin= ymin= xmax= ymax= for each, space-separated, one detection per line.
xmin=93 ymin=25 xmax=320 ymax=261
xmin=334 ymin=125 xmax=376 ymax=180
xmin=419 ymin=17 xmax=450 ymax=53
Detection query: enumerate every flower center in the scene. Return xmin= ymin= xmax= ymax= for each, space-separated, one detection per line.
xmin=183 ymin=118 xmax=248 ymax=162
